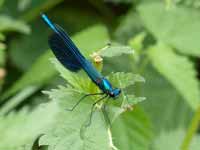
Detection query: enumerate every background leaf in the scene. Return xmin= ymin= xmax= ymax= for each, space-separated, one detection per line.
xmin=138 ymin=2 xmax=200 ymax=56
xmin=0 ymin=15 xmax=30 ymax=33
xmin=1 ymin=51 xmax=55 ymax=100
xmin=115 ymin=10 xmax=143 ymax=43
xmin=41 ymin=87 xmax=112 ymax=150
xmin=153 ymin=129 xmax=200 ymax=150
xmin=141 ymin=66 xmax=193 ymax=133
xmin=112 ymin=107 xmax=153 ymax=150
xmin=100 ymin=45 xmax=133 ymax=57
xmin=0 ymin=101 xmax=58 ymax=150
xmin=147 ymin=43 xmax=200 ymax=110
xmin=108 ymin=72 xmax=145 ymax=89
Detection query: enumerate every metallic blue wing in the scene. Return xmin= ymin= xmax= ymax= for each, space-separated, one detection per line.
xmin=42 ymin=13 xmax=84 ymax=72
xmin=41 ymin=14 xmax=103 ymax=83
xmin=48 ymin=33 xmax=82 ymax=71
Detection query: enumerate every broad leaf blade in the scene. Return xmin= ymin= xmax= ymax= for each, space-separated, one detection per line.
xmin=112 ymin=107 xmax=153 ymax=150
xmin=100 ymin=45 xmax=133 ymax=57
xmin=51 ymin=59 xmax=91 ymax=92
xmin=0 ymin=101 xmax=58 ymax=150
xmin=142 ymin=66 xmax=193 ymax=133
xmin=108 ymin=72 xmax=145 ymax=89
xmin=0 ymin=15 xmax=30 ymax=34
xmin=115 ymin=10 xmax=143 ymax=43
xmin=153 ymin=129 xmax=200 ymax=150
xmin=138 ymin=2 xmax=200 ymax=56
xmin=41 ymin=87 xmax=111 ymax=150
xmin=1 ymin=51 xmax=56 ymax=100
xmin=73 ymin=24 xmax=110 ymax=57
xmin=147 ymin=43 xmax=200 ymax=110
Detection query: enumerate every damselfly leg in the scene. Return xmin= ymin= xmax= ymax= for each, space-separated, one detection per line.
xmin=85 ymin=95 xmax=108 ymax=127
xmin=102 ymin=98 xmax=111 ymax=127
xmin=66 ymin=93 xmax=104 ymax=111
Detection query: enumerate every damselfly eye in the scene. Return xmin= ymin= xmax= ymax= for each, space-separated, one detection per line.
xmin=110 ymin=92 xmax=114 ymax=96
xmin=109 ymin=88 xmax=121 ymax=98
xmin=113 ymin=88 xmax=121 ymax=97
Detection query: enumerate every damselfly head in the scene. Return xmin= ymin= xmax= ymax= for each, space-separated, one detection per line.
xmin=109 ymin=88 xmax=121 ymax=98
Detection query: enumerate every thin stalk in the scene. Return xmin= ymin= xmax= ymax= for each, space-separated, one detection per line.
xmin=108 ymin=128 xmax=118 ymax=150
xmin=181 ymin=105 xmax=200 ymax=150
xmin=0 ymin=86 xmax=38 ymax=115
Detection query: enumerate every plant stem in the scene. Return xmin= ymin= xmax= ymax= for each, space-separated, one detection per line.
xmin=108 ymin=128 xmax=118 ymax=150
xmin=181 ymin=105 xmax=200 ymax=150
xmin=0 ymin=86 xmax=38 ymax=115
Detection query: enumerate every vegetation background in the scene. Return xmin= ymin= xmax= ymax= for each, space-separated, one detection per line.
xmin=0 ymin=0 xmax=200 ymax=150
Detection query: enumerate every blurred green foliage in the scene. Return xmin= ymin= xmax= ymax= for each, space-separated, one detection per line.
xmin=0 ymin=0 xmax=200 ymax=150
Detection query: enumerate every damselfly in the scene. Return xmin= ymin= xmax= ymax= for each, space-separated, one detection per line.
xmin=41 ymin=14 xmax=121 ymax=126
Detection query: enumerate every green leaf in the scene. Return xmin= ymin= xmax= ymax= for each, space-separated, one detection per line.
xmin=41 ymin=75 xmax=144 ymax=150
xmin=0 ymin=15 xmax=30 ymax=34
xmin=51 ymin=59 xmax=91 ymax=92
xmin=20 ymin=0 xmax=64 ymax=22
xmin=138 ymin=2 xmax=200 ymax=56
xmin=112 ymin=107 xmax=153 ymax=150
xmin=18 ymin=0 xmax=32 ymax=11
xmin=72 ymin=25 xmax=110 ymax=57
xmin=1 ymin=51 xmax=56 ymax=100
xmin=115 ymin=10 xmax=144 ymax=43
xmin=175 ymin=0 xmax=200 ymax=9
xmin=53 ymin=58 xmax=145 ymax=100
xmin=108 ymin=72 xmax=145 ymax=89
xmin=128 ymin=32 xmax=146 ymax=64
xmin=0 ymin=86 xmax=38 ymax=115
xmin=126 ymin=94 xmax=146 ymax=105
xmin=10 ymin=22 xmax=50 ymax=70
xmin=153 ymin=129 xmax=200 ymax=150
xmin=190 ymin=134 xmax=200 ymax=150
xmin=147 ymin=43 xmax=200 ymax=110
xmin=0 ymin=101 xmax=58 ymax=150
xmin=0 ymin=62 xmax=143 ymax=150
xmin=0 ymin=33 xmax=5 ymax=41
xmin=107 ymin=72 xmax=146 ymax=121
xmin=0 ymin=0 xmax=4 ymax=8
xmin=142 ymin=66 xmax=194 ymax=133
xmin=0 ymin=81 xmax=143 ymax=150
xmin=41 ymin=87 xmax=112 ymax=150
xmin=100 ymin=45 xmax=134 ymax=57
xmin=128 ymin=32 xmax=146 ymax=52
xmin=38 ymin=46 xmax=145 ymax=149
